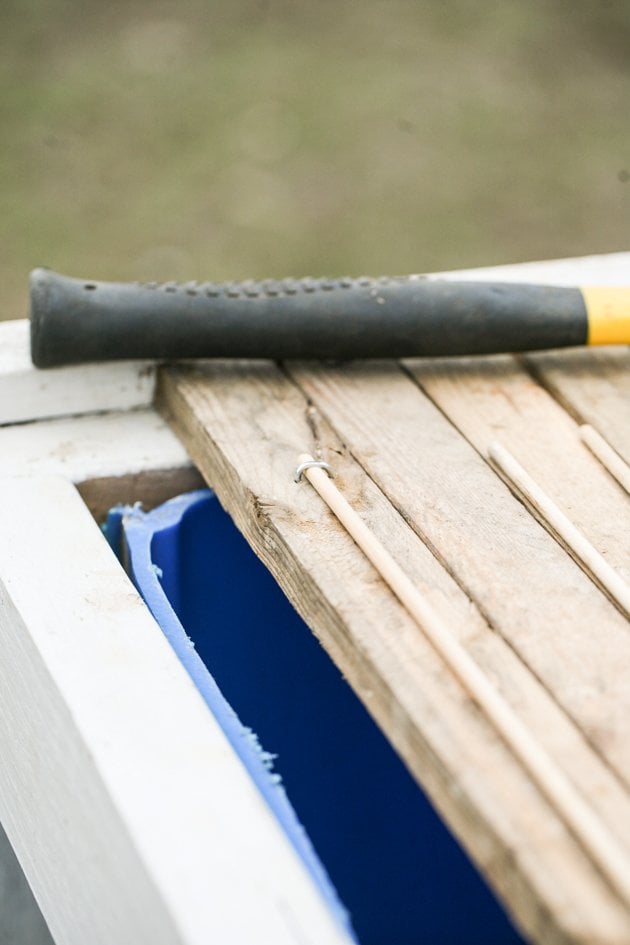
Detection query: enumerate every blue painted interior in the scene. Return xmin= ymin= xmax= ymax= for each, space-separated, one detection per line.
xmin=112 ymin=489 xmax=525 ymax=945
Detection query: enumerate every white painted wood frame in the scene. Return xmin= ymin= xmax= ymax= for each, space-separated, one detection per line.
xmin=0 ymin=320 xmax=354 ymax=944
xmin=0 ymin=250 xmax=628 ymax=944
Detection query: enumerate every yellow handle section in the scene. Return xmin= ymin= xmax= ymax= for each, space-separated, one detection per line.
xmin=583 ymin=287 xmax=630 ymax=345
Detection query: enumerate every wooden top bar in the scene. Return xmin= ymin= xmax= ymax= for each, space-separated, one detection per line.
xmin=158 ymin=254 xmax=630 ymax=945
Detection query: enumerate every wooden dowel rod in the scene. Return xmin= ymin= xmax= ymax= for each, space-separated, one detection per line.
xmin=488 ymin=441 xmax=630 ymax=620
xmin=297 ymin=453 xmax=630 ymax=908
xmin=579 ymin=424 xmax=630 ymax=497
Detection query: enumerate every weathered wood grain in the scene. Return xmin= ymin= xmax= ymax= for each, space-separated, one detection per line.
xmin=524 ymin=347 xmax=630 ymax=465
xmin=291 ymin=361 xmax=630 ymax=787
xmin=485 ymin=440 xmax=630 ymax=619
xmin=159 ymin=360 xmax=630 ymax=945
xmin=403 ymin=353 xmax=630 ymax=584
xmin=298 ymin=451 xmax=630 ymax=909
xmin=580 ymin=424 xmax=630 ymax=496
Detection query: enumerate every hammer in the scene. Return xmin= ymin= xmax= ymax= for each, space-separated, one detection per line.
xmin=29 ymin=268 xmax=630 ymax=368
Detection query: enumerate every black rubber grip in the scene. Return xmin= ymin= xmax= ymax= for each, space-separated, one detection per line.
xmin=29 ymin=268 xmax=588 ymax=367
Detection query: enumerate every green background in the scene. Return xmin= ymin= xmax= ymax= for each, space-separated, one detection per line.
xmin=2 ymin=0 xmax=629 ymax=320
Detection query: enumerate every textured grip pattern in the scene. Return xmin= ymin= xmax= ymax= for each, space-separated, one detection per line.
xmin=131 ymin=274 xmax=413 ymax=300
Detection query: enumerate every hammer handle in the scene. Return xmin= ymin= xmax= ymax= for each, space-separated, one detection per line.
xmin=29 ymin=268 xmax=630 ymax=367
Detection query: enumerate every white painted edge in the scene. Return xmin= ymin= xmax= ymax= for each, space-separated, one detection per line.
xmin=2 ymin=252 xmax=628 ymax=428
xmin=432 ymin=250 xmax=630 ymax=286
xmin=0 ymin=476 xmax=353 ymax=945
xmin=0 ymin=320 xmax=155 ymax=425
xmin=0 ymin=407 xmax=192 ymax=483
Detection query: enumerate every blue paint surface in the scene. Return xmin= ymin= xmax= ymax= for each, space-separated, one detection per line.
xmin=109 ymin=490 xmax=525 ymax=945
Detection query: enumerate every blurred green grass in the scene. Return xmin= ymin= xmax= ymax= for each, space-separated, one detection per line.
xmin=1 ymin=0 xmax=629 ymax=319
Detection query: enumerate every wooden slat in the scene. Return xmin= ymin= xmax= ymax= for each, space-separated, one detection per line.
xmin=291 ymin=362 xmax=630 ymax=783
xmin=159 ymin=361 xmax=630 ymax=945
xmin=524 ymin=348 xmax=630 ymax=466
xmin=0 ymin=476 xmax=353 ymax=945
xmin=403 ymin=353 xmax=630 ymax=584
xmin=580 ymin=424 xmax=630 ymax=495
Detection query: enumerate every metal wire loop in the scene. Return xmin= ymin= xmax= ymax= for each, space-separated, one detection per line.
xmin=294 ymin=460 xmax=333 ymax=483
